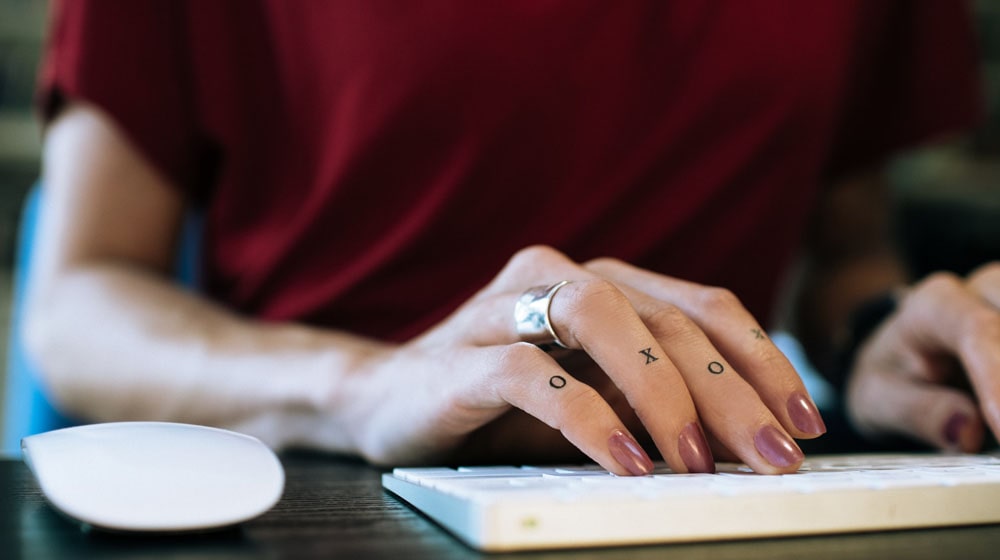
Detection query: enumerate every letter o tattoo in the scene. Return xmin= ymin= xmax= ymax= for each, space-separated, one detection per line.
xmin=707 ymin=361 xmax=725 ymax=375
xmin=549 ymin=375 xmax=567 ymax=389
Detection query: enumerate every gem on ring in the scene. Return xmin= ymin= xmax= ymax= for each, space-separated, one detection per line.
xmin=514 ymin=280 xmax=571 ymax=348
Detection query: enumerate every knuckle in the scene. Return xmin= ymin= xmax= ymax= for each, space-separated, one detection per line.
xmin=508 ymin=245 xmax=566 ymax=271
xmin=916 ymin=271 xmax=963 ymax=296
xmin=565 ymin=278 xmax=629 ymax=313
xmin=583 ymin=256 xmax=626 ymax=274
xmin=644 ymin=303 xmax=695 ymax=340
xmin=494 ymin=245 xmax=573 ymax=289
xmin=696 ymin=286 xmax=742 ymax=315
xmin=495 ymin=342 xmax=550 ymax=374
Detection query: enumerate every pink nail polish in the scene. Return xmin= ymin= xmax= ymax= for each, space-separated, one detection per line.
xmin=943 ymin=413 xmax=969 ymax=446
xmin=754 ymin=425 xmax=804 ymax=468
xmin=786 ymin=392 xmax=827 ymax=435
xmin=608 ymin=430 xmax=654 ymax=476
xmin=678 ymin=422 xmax=715 ymax=473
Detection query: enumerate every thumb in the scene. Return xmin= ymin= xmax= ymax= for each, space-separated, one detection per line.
xmin=847 ymin=367 xmax=984 ymax=453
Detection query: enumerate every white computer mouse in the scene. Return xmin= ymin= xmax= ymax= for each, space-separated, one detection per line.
xmin=21 ymin=421 xmax=285 ymax=533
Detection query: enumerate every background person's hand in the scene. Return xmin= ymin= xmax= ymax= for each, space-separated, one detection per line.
xmin=349 ymin=246 xmax=826 ymax=475
xmin=845 ymin=263 xmax=1000 ymax=451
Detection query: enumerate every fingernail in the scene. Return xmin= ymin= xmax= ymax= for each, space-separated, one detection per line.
xmin=754 ymin=425 xmax=804 ymax=468
xmin=678 ymin=422 xmax=715 ymax=473
xmin=608 ymin=430 xmax=654 ymax=476
xmin=943 ymin=413 xmax=969 ymax=446
xmin=786 ymin=392 xmax=827 ymax=435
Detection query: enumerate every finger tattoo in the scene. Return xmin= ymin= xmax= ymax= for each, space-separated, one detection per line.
xmin=549 ymin=375 xmax=567 ymax=389
xmin=751 ymin=328 xmax=766 ymax=340
xmin=639 ymin=347 xmax=659 ymax=365
xmin=707 ymin=361 xmax=725 ymax=375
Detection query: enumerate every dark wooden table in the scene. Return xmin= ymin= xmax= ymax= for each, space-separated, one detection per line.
xmin=5 ymin=453 xmax=1000 ymax=559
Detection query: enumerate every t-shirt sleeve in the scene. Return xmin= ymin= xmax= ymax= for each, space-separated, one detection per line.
xmin=824 ymin=0 xmax=983 ymax=180
xmin=38 ymin=0 xmax=203 ymax=193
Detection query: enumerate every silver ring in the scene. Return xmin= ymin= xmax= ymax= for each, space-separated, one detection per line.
xmin=514 ymin=280 xmax=571 ymax=348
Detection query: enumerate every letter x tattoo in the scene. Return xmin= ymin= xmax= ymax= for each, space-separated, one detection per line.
xmin=639 ymin=347 xmax=659 ymax=365
xmin=751 ymin=328 xmax=766 ymax=340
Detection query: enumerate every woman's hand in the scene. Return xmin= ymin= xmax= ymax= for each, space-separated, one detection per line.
xmin=845 ymin=263 xmax=1000 ymax=451
xmin=349 ymin=246 xmax=826 ymax=475
xmin=35 ymin=103 xmax=822 ymax=472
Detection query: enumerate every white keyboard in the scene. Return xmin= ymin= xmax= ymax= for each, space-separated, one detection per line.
xmin=382 ymin=453 xmax=1000 ymax=551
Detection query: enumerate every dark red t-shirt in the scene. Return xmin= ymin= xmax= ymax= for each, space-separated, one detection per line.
xmin=40 ymin=0 xmax=980 ymax=341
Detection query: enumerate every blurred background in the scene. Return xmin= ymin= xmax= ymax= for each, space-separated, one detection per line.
xmin=0 ymin=1 xmax=997 ymax=438
xmin=1 ymin=0 xmax=45 ymax=440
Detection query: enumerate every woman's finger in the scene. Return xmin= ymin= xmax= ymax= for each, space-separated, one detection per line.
xmin=619 ymin=288 xmax=805 ymax=473
xmin=479 ymin=343 xmax=654 ymax=476
xmin=469 ymin=278 xmax=716 ymax=473
xmin=847 ymin=336 xmax=984 ymax=452
xmin=586 ymin=258 xmax=825 ymax=440
xmin=449 ymin=247 xmax=713 ymax=472
xmin=887 ymin=273 xmax=1000 ymax=444
xmin=454 ymin=245 xmax=802 ymax=473
xmin=969 ymin=262 xmax=1000 ymax=309
xmin=538 ymin=279 xmax=717 ymax=473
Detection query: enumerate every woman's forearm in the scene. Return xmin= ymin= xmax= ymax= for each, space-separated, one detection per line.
xmin=24 ymin=261 xmax=389 ymax=451
xmin=30 ymin=103 xmax=394 ymax=452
